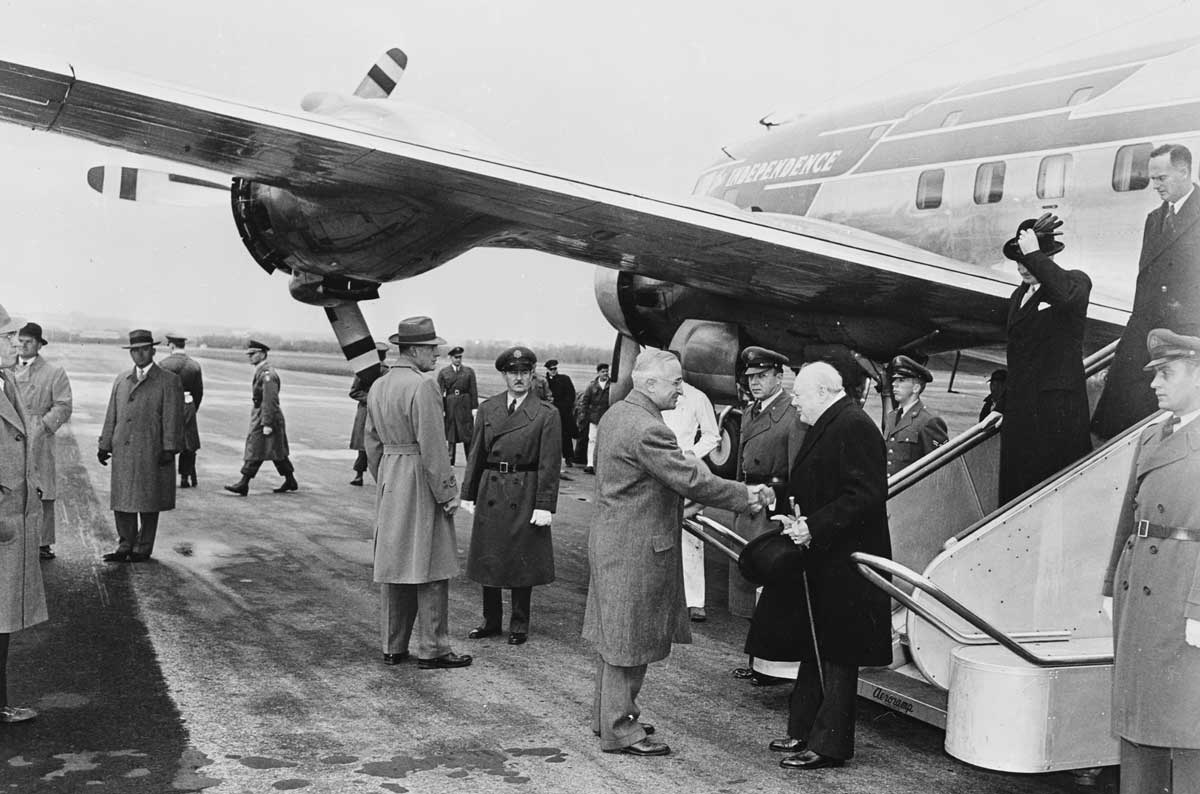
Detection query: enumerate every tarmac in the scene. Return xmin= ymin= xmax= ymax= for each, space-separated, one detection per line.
xmin=1 ymin=344 xmax=1113 ymax=792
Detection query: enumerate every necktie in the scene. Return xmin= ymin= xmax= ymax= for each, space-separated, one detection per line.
xmin=1164 ymin=206 xmax=1177 ymax=235
xmin=507 ymin=400 xmax=515 ymax=415
xmin=1161 ymin=415 xmax=1181 ymax=440
xmin=750 ymin=401 xmax=761 ymax=420
xmin=136 ymin=368 xmax=146 ymax=382
xmin=1020 ymin=287 xmax=1037 ymax=308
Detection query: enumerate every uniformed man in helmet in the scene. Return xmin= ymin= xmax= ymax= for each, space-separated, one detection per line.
xmin=883 ymin=355 xmax=948 ymax=478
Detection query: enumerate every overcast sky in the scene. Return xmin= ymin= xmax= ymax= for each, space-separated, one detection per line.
xmin=0 ymin=0 xmax=1196 ymax=347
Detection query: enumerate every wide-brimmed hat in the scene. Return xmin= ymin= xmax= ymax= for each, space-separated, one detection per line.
xmin=0 ymin=304 xmax=24 ymax=335
xmin=121 ymin=329 xmax=159 ymax=349
xmin=1003 ymin=213 xmax=1065 ymax=261
xmin=18 ymin=322 xmax=47 ymax=345
xmin=388 ymin=316 xmax=446 ymax=346
xmin=1144 ymin=328 xmax=1200 ymax=370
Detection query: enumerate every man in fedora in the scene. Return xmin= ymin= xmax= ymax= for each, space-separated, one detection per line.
xmin=14 ymin=321 xmax=72 ymax=560
xmin=98 ymin=330 xmax=183 ymax=562
xmin=225 ymin=340 xmax=298 ymax=496
xmin=0 ymin=303 xmax=48 ymax=722
xmin=365 ymin=317 xmax=471 ymax=670
xmin=437 ymin=345 xmax=477 ymax=465
xmin=883 ymin=355 xmax=948 ymax=478
xmin=158 ymin=334 xmax=204 ymax=489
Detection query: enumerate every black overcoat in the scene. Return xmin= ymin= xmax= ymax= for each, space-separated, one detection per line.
xmin=547 ymin=372 xmax=577 ymax=440
xmin=999 ymin=251 xmax=1092 ymax=502
xmin=437 ymin=364 xmax=478 ymax=443
xmin=159 ymin=352 xmax=203 ymax=451
xmin=746 ymin=395 xmax=892 ymax=666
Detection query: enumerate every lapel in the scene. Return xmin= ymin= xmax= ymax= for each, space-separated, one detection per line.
xmin=130 ymin=363 xmax=158 ymax=395
xmin=742 ymin=390 xmax=783 ymax=444
xmin=1143 ymin=187 xmax=1200 ymax=264
xmin=888 ymin=402 xmax=918 ymax=436
xmin=1008 ymin=283 xmax=1042 ymax=326
xmin=0 ymin=370 xmax=24 ymax=433
xmin=1136 ymin=420 xmax=1197 ymax=480
xmin=492 ymin=394 xmax=534 ymax=438
xmin=794 ymin=396 xmax=851 ymax=467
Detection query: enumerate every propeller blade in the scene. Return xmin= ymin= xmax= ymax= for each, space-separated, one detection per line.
xmin=353 ymin=48 xmax=408 ymax=99
xmin=86 ymin=166 xmax=228 ymax=207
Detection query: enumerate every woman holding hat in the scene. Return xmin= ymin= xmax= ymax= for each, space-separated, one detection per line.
xmin=999 ymin=214 xmax=1092 ymax=503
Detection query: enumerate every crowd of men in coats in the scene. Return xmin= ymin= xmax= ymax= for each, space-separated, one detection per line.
xmin=0 ymin=142 xmax=1197 ymax=789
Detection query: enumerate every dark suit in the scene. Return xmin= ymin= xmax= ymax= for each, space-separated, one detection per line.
xmin=1092 ymin=187 xmax=1200 ymax=439
xmin=437 ymin=364 xmax=478 ymax=463
xmin=1000 ymin=251 xmax=1092 ymax=503
xmin=158 ymin=351 xmax=203 ymax=480
xmin=547 ymin=372 xmax=577 ymax=461
xmin=781 ymin=395 xmax=891 ymax=761
xmin=883 ymin=398 xmax=948 ymax=477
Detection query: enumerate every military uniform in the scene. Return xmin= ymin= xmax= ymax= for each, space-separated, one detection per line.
xmin=883 ymin=356 xmax=948 ymax=478
xmin=437 ymin=346 xmax=478 ymax=464
xmin=225 ymin=341 xmax=297 ymax=495
xmin=158 ymin=336 xmax=203 ymax=487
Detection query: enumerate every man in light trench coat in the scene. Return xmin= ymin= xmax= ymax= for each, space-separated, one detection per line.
xmin=366 ymin=317 xmax=471 ymax=670
xmin=582 ymin=348 xmax=770 ymax=756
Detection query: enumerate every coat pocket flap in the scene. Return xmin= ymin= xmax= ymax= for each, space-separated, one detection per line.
xmin=652 ymin=533 xmax=676 ymax=553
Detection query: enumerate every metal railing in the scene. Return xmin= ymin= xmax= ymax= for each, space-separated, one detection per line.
xmin=852 ymin=552 xmax=1112 ymax=668
xmin=682 ymin=513 xmax=745 ymax=562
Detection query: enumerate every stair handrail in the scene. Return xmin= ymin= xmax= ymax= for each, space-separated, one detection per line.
xmin=852 ymin=552 xmax=1112 ymax=668
xmin=682 ymin=513 xmax=745 ymax=562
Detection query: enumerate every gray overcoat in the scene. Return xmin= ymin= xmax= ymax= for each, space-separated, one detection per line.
xmin=98 ymin=364 xmax=183 ymax=512
xmin=582 ymin=389 xmax=748 ymax=667
xmin=1103 ymin=417 xmax=1200 ymax=748
xmin=14 ymin=355 xmax=72 ymax=500
xmin=365 ymin=364 xmax=460 ymax=584
xmin=158 ymin=352 xmax=203 ymax=451
xmin=0 ymin=369 xmax=47 ymax=633
xmin=243 ymin=361 xmax=289 ymax=461
xmin=462 ymin=392 xmax=562 ymax=587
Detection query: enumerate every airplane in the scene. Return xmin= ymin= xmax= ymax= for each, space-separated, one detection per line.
xmin=0 ymin=37 xmax=1197 ymax=420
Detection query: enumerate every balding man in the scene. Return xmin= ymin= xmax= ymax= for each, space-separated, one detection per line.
xmin=768 ymin=362 xmax=892 ymax=771
xmin=583 ymin=348 xmax=770 ymax=756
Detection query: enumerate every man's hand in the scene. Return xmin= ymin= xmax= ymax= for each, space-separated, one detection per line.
xmin=530 ymin=509 xmax=553 ymax=527
xmin=1017 ymin=227 xmax=1041 ymax=255
xmin=159 ymin=450 xmax=175 ymax=466
xmin=262 ymin=426 xmax=273 ymax=436
xmin=1102 ymin=596 xmax=1113 ymax=621
xmin=683 ymin=499 xmax=704 ymax=520
xmin=746 ymin=484 xmax=773 ymax=514
xmin=770 ymin=513 xmax=812 ymax=547
xmin=442 ymin=495 xmax=461 ymax=516
xmin=97 ymin=449 xmax=111 ymax=466
xmin=1187 ymin=618 xmax=1200 ymax=648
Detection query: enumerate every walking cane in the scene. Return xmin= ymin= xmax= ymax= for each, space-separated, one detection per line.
xmin=791 ymin=498 xmax=824 ymax=694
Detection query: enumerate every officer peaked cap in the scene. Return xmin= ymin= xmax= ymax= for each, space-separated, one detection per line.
xmin=1144 ymin=328 xmax=1200 ymax=370
xmin=741 ymin=346 xmax=788 ymax=375
xmin=888 ymin=355 xmax=933 ymax=384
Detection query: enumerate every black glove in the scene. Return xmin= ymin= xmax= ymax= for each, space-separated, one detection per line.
xmin=1031 ymin=212 xmax=1063 ymax=240
xmin=97 ymin=449 xmax=111 ymax=466
xmin=159 ymin=450 xmax=175 ymax=466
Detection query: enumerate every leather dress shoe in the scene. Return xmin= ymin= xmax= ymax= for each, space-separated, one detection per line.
xmin=688 ymin=607 xmax=706 ymax=622
xmin=0 ymin=706 xmax=37 ymax=723
xmin=731 ymin=667 xmax=756 ymax=680
xmin=349 ymin=475 xmax=364 ymax=487
xmin=750 ymin=673 xmax=790 ymax=687
xmin=468 ymin=626 xmax=501 ymax=640
xmin=382 ymin=652 xmax=410 ymax=665
xmin=606 ymin=738 xmax=670 ymax=756
xmin=180 ymin=476 xmax=191 ymax=488
xmin=769 ymin=737 xmax=806 ymax=753
xmin=102 ymin=549 xmax=132 ymax=562
xmin=273 ymin=476 xmax=299 ymax=493
xmin=224 ymin=481 xmax=249 ymax=496
xmin=418 ymin=652 xmax=473 ymax=669
xmin=780 ymin=750 xmax=844 ymax=770
xmin=583 ymin=466 xmax=595 ymax=474
xmin=507 ymin=632 xmax=527 ymax=645
xmin=129 ymin=552 xmax=152 ymax=563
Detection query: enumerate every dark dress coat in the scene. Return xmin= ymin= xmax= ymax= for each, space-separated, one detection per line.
xmin=0 ymin=369 xmax=47 ymax=633
xmin=243 ymin=361 xmax=289 ymax=461
xmin=1092 ymin=187 xmax=1200 ymax=439
xmin=752 ymin=395 xmax=892 ymax=666
xmin=883 ymin=398 xmax=948 ymax=477
xmin=578 ymin=377 xmax=611 ymax=426
xmin=349 ymin=364 xmax=387 ymax=451
xmin=462 ymin=393 xmax=562 ymax=587
xmin=583 ymin=389 xmax=749 ymax=666
xmin=999 ymin=251 xmax=1093 ymax=502
xmin=1103 ymin=417 xmax=1200 ymax=748
xmin=437 ymin=364 xmax=478 ymax=443
xmin=99 ymin=364 xmax=183 ymax=512
xmin=158 ymin=351 xmax=203 ymax=452
xmin=547 ymin=372 xmax=577 ymax=441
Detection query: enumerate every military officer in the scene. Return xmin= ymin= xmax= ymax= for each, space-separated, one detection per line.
xmin=461 ymin=346 xmax=562 ymax=645
xmin=883 ymin=355 xmax=948 ymax=477
xmin=437 ymin=346 xmax=478 ymax=465
xmin=1102 ymin=328 xmax=1200 ymax=794
xmin=224 ymin=340 xmax=298 ymax=495
xmin=732 ymin=346 xmax=806 ymax=685
xmin=158 ymin=334 xmax=204 ymax=488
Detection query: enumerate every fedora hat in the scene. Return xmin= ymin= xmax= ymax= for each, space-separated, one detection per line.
xmin=738 ymin=527 xmax=807 ymax=587
xmin=18 ymin=321 xmax=47 ymax=345
xmin=388 ymin=316 xmax=447 ymax=346
xmin=121 ymin=329 xmax=159 ymax=349
xmin=0 ymin=303 xmax=23 ymax=335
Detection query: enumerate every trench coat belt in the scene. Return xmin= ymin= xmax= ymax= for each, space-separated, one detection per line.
xmin=1135 ymin=520 xmax=1200 ymax=542
xmin=450 ymin=389 xmax=463 ymax=395
xmin=382 ymin=443 xmax=421 ymax=455
xmin=483 ymin=461 xmax=538 ymax=473
xmin=741 ymin=475 xmax=786 ymax=486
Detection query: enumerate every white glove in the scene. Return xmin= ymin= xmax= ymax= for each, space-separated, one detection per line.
xmin=471 ymin=409 xmax=478 ymax=420
xmin=262 ymin=426 xmax=273 ymax=436
xmin=460 ymin=500 xmax=475 ymax=514
xmin=530 ymin=509 xmax=552 ymax=527
xmin=1187 ymin=618 xmax=1200 ymax=648
xmin=1102 ymin=596 xmax=1113 ymax=621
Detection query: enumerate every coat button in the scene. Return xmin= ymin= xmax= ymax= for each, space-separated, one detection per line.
xmin=1158 ymin=504 xmax=1165 ymax=513
xmin=1143 ymin=586 xmax=1152 ymax=595
xmin=1150 ymin=546 xmax=1158 ymax=554
xmin=1127 ymin=539 xmax=1134 ymax=549
xmin=14 ymin=433 xmax=22 ymax=442
xmin=1122 ymin=581 xmax=1129 ymax=590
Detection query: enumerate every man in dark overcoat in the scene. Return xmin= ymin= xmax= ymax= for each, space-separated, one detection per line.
xmin=1093 ymin=143 xmax=1200 ymax=440
xmin=583 ymin=348 xmax=766 ymax=757
xmin=0 ymin=304 xmax=47 ymax=723
xmin=998 ymin=215 xmax=1092 ymax=503
xmin=1101 ymin=329 xmax=1200 ymax=794
xmin=349 ymin=343 xmax=389 ymax=486
xmin=158 ymin=334 xmax=203 ymax=489
xmin=224 ymin=340 xmax=298 ymax=495
xmin=545 ymin=359 xmax=577 ymax=467
xmin=577 ymin=363 xmax=611 ymax=473
xmin=883 ymin=355 xmax=948 ymax=478
xmin=768 ymin=361 xmax=891 ymax=770
xmin=98 ymin=330 xmax=183 ymax=562
xmin=437 ymin=346 xmax=478 ymax=465
xmin=461 ymin=347 xmax=561 ymax=645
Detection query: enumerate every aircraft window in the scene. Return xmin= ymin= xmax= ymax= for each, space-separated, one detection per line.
xmin=869 ymin=124 xmax=888 ymax=140
xmin=941 ymin=111 xmax=962 ymax=128
xmin=1067 ymin=87 xmax=1093 ymax=107
xmin=1113 ymin=143 xmax=1152 ymax=192
xmin=1037 ymin=155 xmax=1072 ymax=199
xmin=973 ymin=161 xmax=1006 ymax=204
xmin=916 ymin=169 xmax=944 ymax=210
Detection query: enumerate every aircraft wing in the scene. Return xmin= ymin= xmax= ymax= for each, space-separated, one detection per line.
xmin=0 ymin=56 xmax=1129 ymax=353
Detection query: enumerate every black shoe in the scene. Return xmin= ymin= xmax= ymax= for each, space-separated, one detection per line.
xmin=769 ymin=737 xmax=806 ymax=753
xmin=224 ymin=480 xmax=249 ymax=496
xmin=129 ymin=552 xmax=152 ymax=563
xmin=565 ymin=460 xmax=574 ymax=468
xmin=350 ymin=475 xmax=364 ymax=487
xmin=382 ymin=652 xmax=410 ymax=665
xmin=731 ymin=667 xmax=756 ymax=680
xmin=273 ymin=475 xmax=298 ymax=493
xmin=508 ymin=632 xmax=527 ymax=645
xmin=102 ymin=549 xmax=132 ymax=562
xmin=39 ymin=546 xmax=55 ymax=560
xmin=780 ymin=750 xmax=844 ymax=770
xmin=468 ymin=626 xmax=501 ymax=640
xmin=418 ymin=652 xmax=473 ymax=669
xmin=750 ymin=673 xmax=791 ymax=688
xmin=605 ymin=738 xmax=670 ymax=756
xmin=583 ymin=466 xmax=595 ymax=474
xmin=180 ymin=477 xmax=191 ymax=488
xmin=189 ymin=474 xmax=198 ymax=487
xmin=592 ymin=723 xmax=656 ymax=738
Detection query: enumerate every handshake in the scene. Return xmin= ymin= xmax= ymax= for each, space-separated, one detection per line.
xmin=745 ymin=484 xmax=775 ymax=514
